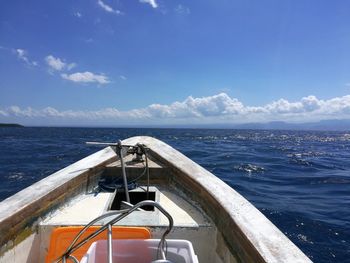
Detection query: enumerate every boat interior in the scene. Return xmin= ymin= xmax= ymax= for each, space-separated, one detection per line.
xmin=40 ymin=153 xmax=215 ymax=262
xmin=0 ymin=136 xmax=312 ymax=263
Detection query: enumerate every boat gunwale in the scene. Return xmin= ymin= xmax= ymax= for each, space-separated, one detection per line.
xmin=0 ymin=146 xmax=118 ymax=254
xmin=0 ymin=136 xmax=312 ymax=263
xmin=123 ymin=136 xmax=312 ymax=263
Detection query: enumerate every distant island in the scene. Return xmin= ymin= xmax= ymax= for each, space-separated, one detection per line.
xmin=0 ymin=123 xmax=24 ymax=127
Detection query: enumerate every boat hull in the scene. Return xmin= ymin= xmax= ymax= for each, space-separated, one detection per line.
xmin=0 ymin=136 xmax=312 ymax=263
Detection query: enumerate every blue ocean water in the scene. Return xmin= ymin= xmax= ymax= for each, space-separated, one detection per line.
xmin=0 ymin=127 xmax=349 ymax=262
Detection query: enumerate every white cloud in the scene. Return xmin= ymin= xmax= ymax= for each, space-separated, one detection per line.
xmin=97 ymin=0 xmax=122 ymax=14
xmin=16 ymin=49 xmax=26 ymax=59
xmin=15 ymin=49 xmax=38 ymax=66
xmin=45 ymin=55 xmax=76 ymax=71
xmin=139 ymin=0 xmax=158 ymax=8
xmin=74 ymin=12 xmax=82 ymax=18
xmin=61 ymin=71 xmax=110 ymax=84
xmin=301 ymin=95 xmax=321 ymax=111
xmin=145 ymin=93 xmax=245 ymax=118
xmin=45 ymin=55 xmax=65 ymax=71
xmin=174 ymin=4 xmax=190 ymax=15
xmin=119 ymin=75 xmax=127 ymax=80
xmin=44 ymin=55 xmax=108 ymax=86
xmin=0 ymin=110 xmax=8 ymax=116
xmin=2 ymin=93 xmax=350 ymax=124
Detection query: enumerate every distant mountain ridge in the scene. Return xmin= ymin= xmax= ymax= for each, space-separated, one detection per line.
xmin=2 ymin=120 xmax=350 ymax=131
xmin=232 ymin=119 xmax=350 ymax=131
xmin=144 ymin=119 xmax=350 ymax=130
xmin=0 ymin=123 xmax=24 ymax=127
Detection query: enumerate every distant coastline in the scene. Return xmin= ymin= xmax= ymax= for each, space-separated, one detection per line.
xmin=0 ymin=123 xmax=24 ymax=127
xmin=1 ymin=119 xmax=350 ymax=131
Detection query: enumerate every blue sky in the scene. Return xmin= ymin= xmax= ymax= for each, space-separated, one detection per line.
xmin=1 ymin=0 xmax=350 ymax=126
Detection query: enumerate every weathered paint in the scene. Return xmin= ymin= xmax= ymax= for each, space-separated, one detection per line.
xmin=0 ymin=146 xmax=117 ymax=256
xmin=38 ymin=185 xmax=216 ymax=263
xmin=0 ymin=136 xmax=312 ymax=263
xmin=123 ymin=136 xmax=312 ymax=263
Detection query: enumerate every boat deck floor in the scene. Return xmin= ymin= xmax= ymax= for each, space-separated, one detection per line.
xmin=41 ymin=186 xmax=211 ymax=227
xmin=39 ymin=185 xmax=217 ymax=262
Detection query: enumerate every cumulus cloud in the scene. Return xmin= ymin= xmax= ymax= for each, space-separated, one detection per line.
xmin=44 ymin=55 xmax=107 ymax=86
xmin=45 ymin=55 xmax=65 ymax=71
xmin=97 ymin=0 xmax=121 ymax=14
xmin=139 ymin=0 xmax=158 ymax=8
xmin=15 ymin=49 xmax=38 ymax=66
xmin=61 ymin=71 xmax=110 ymax=84
xmin=146 ymin=93 xmax=245 ymax=118
xmin=2 ymin=93 xmax=350 ymax=124
xmin=45 ymin=55 xmax=76 ymax=71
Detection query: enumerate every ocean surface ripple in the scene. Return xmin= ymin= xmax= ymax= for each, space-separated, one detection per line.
xmin=0 ymin=127 xmax=349 ymax=262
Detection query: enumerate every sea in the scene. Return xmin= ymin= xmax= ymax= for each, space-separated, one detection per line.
xmin=0 ymin=127 xmax=349 ymax=262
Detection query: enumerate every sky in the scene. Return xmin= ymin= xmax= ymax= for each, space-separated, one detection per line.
xmin=1 ymin=0 xmax=350 ymax=126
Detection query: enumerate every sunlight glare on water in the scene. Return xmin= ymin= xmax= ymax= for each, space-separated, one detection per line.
xmin=0 ymin=127 xmax=349 ymax=262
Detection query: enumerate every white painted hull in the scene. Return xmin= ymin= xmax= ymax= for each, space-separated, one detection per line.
xmin=0 ymin=136 xmax=312 ymax=263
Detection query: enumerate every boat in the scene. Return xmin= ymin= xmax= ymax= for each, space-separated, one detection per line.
xmin=0 ymin=136 xmax=312 ymax=262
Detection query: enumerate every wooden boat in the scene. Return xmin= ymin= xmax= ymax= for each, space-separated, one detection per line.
xmin=0 ymin=136 xmax=312 ymax=262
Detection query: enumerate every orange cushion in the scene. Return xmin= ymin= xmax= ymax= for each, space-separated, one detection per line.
xmin=45 ymin=226 xmax=151 ymax=263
